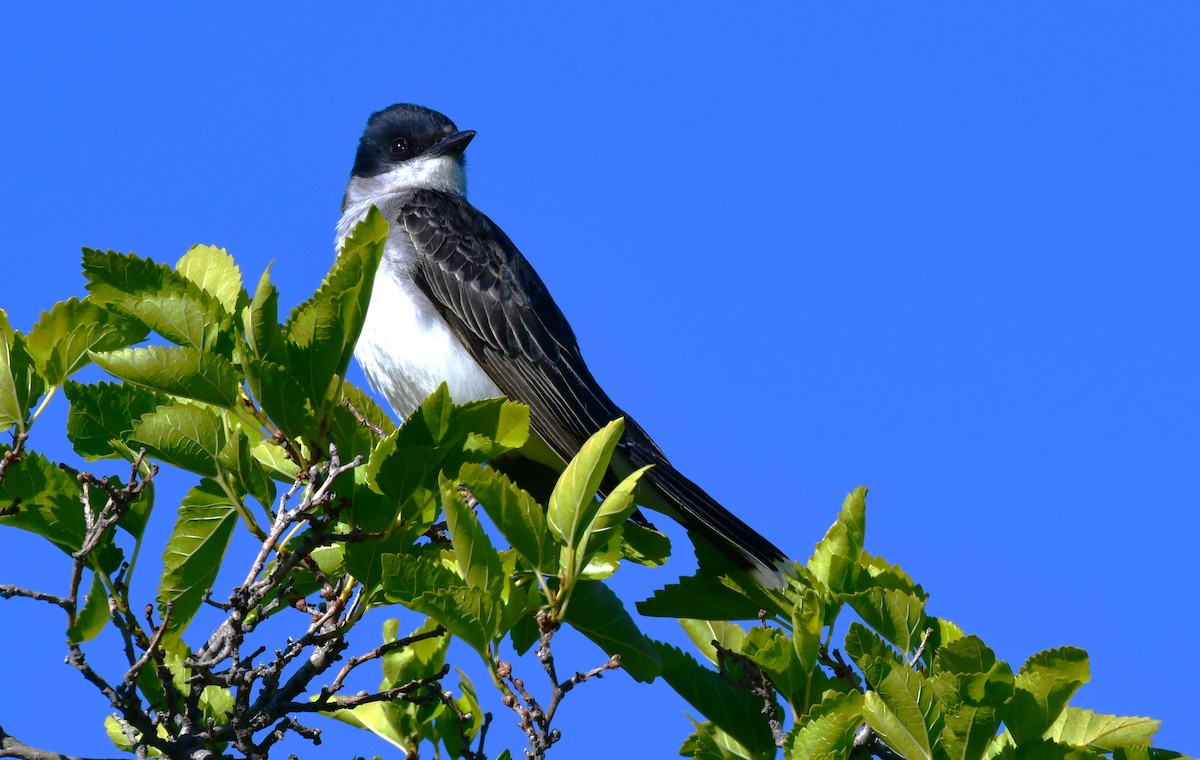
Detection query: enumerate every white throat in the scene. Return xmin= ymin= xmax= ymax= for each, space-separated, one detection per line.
xmin=336 ymin=154 xmax=467 ymax=249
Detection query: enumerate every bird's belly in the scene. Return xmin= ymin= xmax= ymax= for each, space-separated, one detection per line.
xmin=354 ymin=272 xmax=501 ymax=419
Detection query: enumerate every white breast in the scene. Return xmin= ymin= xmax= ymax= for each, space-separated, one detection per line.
xmin=354 ymin=262 xmax=502 ymax=420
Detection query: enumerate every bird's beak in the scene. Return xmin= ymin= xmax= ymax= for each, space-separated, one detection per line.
xmin=429 ymin=130 xmax=476 ymax=158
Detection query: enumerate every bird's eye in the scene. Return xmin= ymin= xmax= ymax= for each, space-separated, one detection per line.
xmin=388 ymin=136 xmax=409 ymax=157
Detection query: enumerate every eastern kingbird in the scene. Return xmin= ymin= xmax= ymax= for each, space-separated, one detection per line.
xmin=339 ymin=103 xmax=790 ymax=588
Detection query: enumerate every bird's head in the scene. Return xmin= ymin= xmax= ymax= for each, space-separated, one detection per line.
xmin=344 ymin=104 xmax=475 ymax=211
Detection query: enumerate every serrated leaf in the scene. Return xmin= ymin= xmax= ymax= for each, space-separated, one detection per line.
xmin=25 ymin=297 xmax=148 ymax=385
xmin=934 ymin=635 xmax=1015 ymax=708
xmin=92 ymin=345 xmax=238 ymax=408
xmin=862 ymin=662 xmax=942 ymax=760
xmin=653 ymin=641 xmax=775 ymax=756
xmin=217 ymin=428 xmax=276 ymax=511
xmin=64 ymin=380 xmax=170 ymax=460
xmin=440 ymin=474 xmax=504 ymax=592
xmin=638 ymin=572 xmax=766 ymax=621
xmin=130 ymin=403 xmax=226 ymax=478
xmin=0 ymin=315 xmax=45 ymax=432
xmin=459 ymin=462 xmax=556 ymax=574
xmin=67 ymin=573 xmax=112 ymax=644
xmin=244 ymin=356 xmax=314 ymax=440
xmin=792 ymin=587 xmax=824 ymax=674
xmin=1043 ymin=708 xmax=1159 ymax=752
xmin=943 ymin=705 xmax=1003 ymax=760
xmin=83 ymin=249 xmax=230 ymax=355
xmin=785 ymin=690 xmax=864 ymax=760
xmin=1005 ymin=647 xmax=1091 ymax=745
xmin=285 ymin=208 xmax=386 ymax=404
xmin=175 ymin=245 xmax=244 ymax=316
xmin=157 ymin=479 xmax=238 ymax=636
xmin=844 ymin=622 xmax=900 ymax=690
xmin=380 ymin=552 xmax=502 ymax=657
xmin=329 ymin=381 xmax=395 ymax=460
xmin=621 ymin=520 xmax=672 ymax=566
xmin=807 ymin=486 xmax=866 ymax=596
xmin=0 ymin=448 xmax=123 ymax=572
xmin=563 ymin=579 xmax=661 ymax=683
xmin=846 ymin=585 xmax=926 ymax=655
xmin=547 ymin=418 xmax=624 ymax=549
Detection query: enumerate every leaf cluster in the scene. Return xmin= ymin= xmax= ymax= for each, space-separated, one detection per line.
xmin=0 ymin=217 xmax=1187 ymax=760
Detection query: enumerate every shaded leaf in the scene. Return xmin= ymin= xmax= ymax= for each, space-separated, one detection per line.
xmin=460 ymin=462 xmax=556 ymax=574
xmin=67 ymin=573 xmax=112 ymax=644
xmin=64 ymin=380 xmax=169 ymax=461
xmin=563 ymin=579 xmax=661 ymax=683
xmin=638 ymin=572 xmax=765 ymax=621
xmin=653 ymin=641 xmax=775 ymax=757
xmin=0 ymin=447 xmax=122 ymax=572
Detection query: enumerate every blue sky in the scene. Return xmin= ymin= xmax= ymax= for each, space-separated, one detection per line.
xmin=1 ymin=4 xmax=1197 ymax=757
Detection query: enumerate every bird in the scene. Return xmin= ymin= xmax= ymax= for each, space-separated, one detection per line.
xmin=338 ymin=103 xmax=790 ymax=589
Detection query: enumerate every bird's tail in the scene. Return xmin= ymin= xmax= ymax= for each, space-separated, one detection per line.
xmin=618 ymin=421 xmax=792 ymax=590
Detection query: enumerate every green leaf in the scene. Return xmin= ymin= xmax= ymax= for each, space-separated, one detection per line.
xmin=563 ymin=579 xmax=661 ymax=683
xmin=64 ymin=380 xmax=169 ymax=461
xmin=680 ymin=618 xmax=747 ymax=666
xmin=380 ymin=551 xmax=502 ymax=657
xmin=175 ymin=245 xmax=245 ymax=316
xmin=440 ymin=474 xmax=504 ymax=592
xmin=1004 ymin=647 xmax=1090 ymax=745
xmin=621 ymin=520 xmax=672 ymax=566
xmin=0 ymin=448 xmax=123 ymax=572
xmin=862 ymin=662 xmax=943 ymax=760
xmin=792 ymin=587 xmax=824 ymax=675
xmin=25 ymin=297 xmax=148 ymax=386
xmin=785 ymin=690 xmax=864 ymax=760
xmin=807 ymin=486 xmax=866 ymax=596
xmin=157 ymin=479 xmax=238 ymax=636
xmin=217 ymin=428 xmax=276 ymax=511
xmin=547 ymin=418 xmax=624 ymax=548
xmin=285 ymin=208 xmax=386 ymax=405
xmin=846 ymin=584 xmax=926 ymax=655
xmin=682 ymin=721 xmax=756 ymax=760
xmin=0 ymin=314 xmax=46 ymax=432
xmin=67 ymin=573 xmax=112 ymax=644
xmin=130 ymin=402 xmax=226 ymax=478
xmin=91 ymin=345 xmax=239 ymax=408
xmin=638 ymin=573 xmax=765 ymax=621
xmin=459 ymin=462 xmax=556 ymax=574
xmin=1042 ymin=708 xmax=1159 ymax=752
xmin=243 ymin=263 xmax=285 ymax=363
xmin=329 ymin=381 xmax=395 ymax=460
xmin=933 ymin=635 xmax=1015 ymax=707
xmin=653 ymin=641 xmax=775 ymax=756
xmin=244 ymin=356 xmax=314 ymax=441
xmin=844 ymin=622 xmax=900 ymax=690
xmin=579 ymin=464 xmax=651 ymax=569
xmin=83 ymin=249 xmax=231 ymax=355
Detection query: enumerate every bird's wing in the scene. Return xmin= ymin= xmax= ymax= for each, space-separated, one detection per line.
xmin=398 ymin=188 xmax=647 ymax=465
xmin=396 ymin=189 xmax=788 ymax=586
